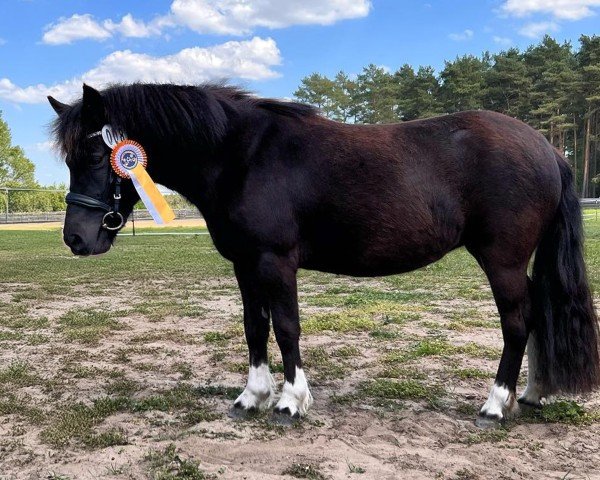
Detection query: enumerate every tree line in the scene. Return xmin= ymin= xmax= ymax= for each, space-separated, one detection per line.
xmin=0 ymin=112 xmax=65 ymax=214
xmin=294 ymin=35 xmax=600 ymax=197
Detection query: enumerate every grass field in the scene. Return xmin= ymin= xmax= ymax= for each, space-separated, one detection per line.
xmin=0 ymin=219 xmax=599 ymax=479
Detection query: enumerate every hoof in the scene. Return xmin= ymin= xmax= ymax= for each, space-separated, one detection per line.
xmin=475 ymin=414 xmax=503 ymax=429
xmin=228 ymin=403 xmax=259 ymax=420
xmin=271 ymin=407 xmax=301 ymax=426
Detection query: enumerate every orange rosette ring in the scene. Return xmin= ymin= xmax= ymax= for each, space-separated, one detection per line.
xmin=110 ymin=140 xmax=148 ymax=179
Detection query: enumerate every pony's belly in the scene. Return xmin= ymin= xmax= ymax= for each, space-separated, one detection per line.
xmin=299 ymin=243 xmax=452 ymax=277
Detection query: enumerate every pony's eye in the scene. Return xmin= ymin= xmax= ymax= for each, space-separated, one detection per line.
xmin=89 ymin=148 xmax=108 ymax=166
xmin=89 ymin=155 xmax=104 ymax=165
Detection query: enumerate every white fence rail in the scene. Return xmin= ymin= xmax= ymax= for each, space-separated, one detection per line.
xmin=1 ymin=201 xmax=599 ymax=225
xmin=0 ymin=209 xmax=202 ymax=224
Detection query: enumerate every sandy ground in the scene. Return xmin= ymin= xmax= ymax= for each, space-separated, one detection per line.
xmin=0 ymin=273 xmax=599 ymax=480
xmin=0 ymin=218 xmax=206 ymax=231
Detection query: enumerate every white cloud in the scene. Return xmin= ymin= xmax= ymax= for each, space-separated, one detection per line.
xmin=0 ymin=37 xmax=281 ymax=104
xmin=493 ymin=35 xmax=513 ymax=46
xmin=42 ymin=13 xmax=162 ymax=45
xmin=167 ymin=0 xmax=372 ymax=35
xmin=104 ymin=14 xmax=161 ymax=38
xmin=42 ymin=14 xmax=113 ymax=45
xmin=449 ymin=29 xmax=474 ymax=41
xmin=0 ymin=38 xmax=6 ymax=46
xmin=502 ymin=0 xmax=600 ymax=20
xmin=32 ymin=141 xmax=56 ymax=152
xmin=518 ymin=21 xmax=559 ymax=38
xmin=42 ymin=0 xmax=372 ymax=44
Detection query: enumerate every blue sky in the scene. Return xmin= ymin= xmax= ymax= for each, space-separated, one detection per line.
xmin=1 ymin=0 xmax=599 ymax=185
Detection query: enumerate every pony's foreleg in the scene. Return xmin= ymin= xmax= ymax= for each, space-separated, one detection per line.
xmin=257 ymin=252 xmax=313 ymax=419
xmin=478 ymin=264 xmax=530 ymax=426
xmin=232 ymin=262 xmax=276 ymax=412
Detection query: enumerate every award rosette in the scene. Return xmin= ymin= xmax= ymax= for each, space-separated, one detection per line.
xmin=110 ymin=139 xmax=175 ymax=225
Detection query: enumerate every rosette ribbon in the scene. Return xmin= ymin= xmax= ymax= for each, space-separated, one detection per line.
xmin=110 ymin=139 xmax=175 ymax=225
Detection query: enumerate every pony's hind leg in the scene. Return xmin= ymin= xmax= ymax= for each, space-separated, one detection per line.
xmin=518 ymin=334 xmax=554 ymax=406
xmin=477 ymin=262 xmax=532 ymax=425
xmin=232 ymin=262 xmax=276 ymax=412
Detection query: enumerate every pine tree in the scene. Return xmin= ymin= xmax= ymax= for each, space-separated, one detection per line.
xmin=293 ymin=73 xmax=338 ymax=119
xmin=438 ymin=54 xmax=490 ymax=113
xmin=395 ymin=65 xmax=441 ymax=120
xmin=353 ymin=64 xmax=399 ymax=124
xmin=577 ymin=35 xmax=600 ymax=196
xmin=331 ymin=71 xmax=357 ymax=123
xmin=483 ymin=48 xmax=531 ymax=118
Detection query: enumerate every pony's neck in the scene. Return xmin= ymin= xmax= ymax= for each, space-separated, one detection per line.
xmin=137 ymin=112 xmax=244 ymax=219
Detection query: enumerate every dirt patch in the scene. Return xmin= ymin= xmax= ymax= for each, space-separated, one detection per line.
xmin=1 ymin=280 xmax=599 ymax=480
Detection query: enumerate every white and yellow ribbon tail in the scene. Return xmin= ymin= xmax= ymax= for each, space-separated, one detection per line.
xmin=129 ymin=164 xmax=175 ymax=224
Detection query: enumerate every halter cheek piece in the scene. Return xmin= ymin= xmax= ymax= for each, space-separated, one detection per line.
xmin=64 ymin=130 xmax=125 ymax=231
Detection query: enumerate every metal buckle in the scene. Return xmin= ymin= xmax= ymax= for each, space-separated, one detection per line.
xmin=86 ymin=131 xmax=103 ymax=140
xmin=102 ymin=211 xmax=125 ymax=231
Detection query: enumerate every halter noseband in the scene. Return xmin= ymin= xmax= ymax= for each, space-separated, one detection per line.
xmin=64 ymin=130 xmax=125 ymax=231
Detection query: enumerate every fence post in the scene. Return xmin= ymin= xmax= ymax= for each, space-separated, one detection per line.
xmin=3 ymin=188 xmax=7 ymax=223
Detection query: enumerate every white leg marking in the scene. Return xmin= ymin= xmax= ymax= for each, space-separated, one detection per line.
xmin=480 ymin=383 xmax=516 ymax=419
xmin=519 ymin=335 xmax=553 ymax=405
xmin=234 ymin=364 xmax=276 ymax=410
xmin=274 ymin=367 xmax=313 ymax=417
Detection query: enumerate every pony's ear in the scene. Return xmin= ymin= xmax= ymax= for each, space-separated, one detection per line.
xmin=47 ymin=96 xmax=70 ymax=116
xmin=82 ymin=84 xmax=105 ymax=123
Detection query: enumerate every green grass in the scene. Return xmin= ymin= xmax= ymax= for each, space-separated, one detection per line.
xmin=303 ymin=346 xmax=348 ymax=381
xmin=57 ymin=309 xmax=123 ymax=344
xmin=360 ymin=379 xmax=444 ymax=403
xmin=0 ymin=228 xmax=229 ymax=289
xmin=203 ymin=331 xmax=233 ymax=344
xmin=129 ymin=299 xmax=207 ymax=321
xmin=302 ymin=310 xmax=376 ymax=334
xmin=450 ymin=367 xmax=494 ymax=380
xmin=195 ymin=384 xmax=242 ymax=400
xmin=146 ymin=443 xmax=215 ymax=479
xmin=524 ymin=400 xmax=600 ymax=426
xmin=0 ymin=307 xmax=49 ymax=329
xmin=282 ymin=463 xmax=326 ymax=480
xmin=0 ymin=361 xmax=41 ymax=387
xmin=447 ymin=309 xmax=498 ymax=331
xmin=461 ymin=428 xmax=509 ymax=445
xmin=302 ymin=298 xmax=425 ymax=334
xmin=130 ymin=329 xmax=198 ymax=345
xmin=39 ymin=383 xmax=220 ymax=447
xmin=384 ymin=338 xmax=501 ymax=363
xmin=0 ymin=393 xmax=45 ymax=421
xmin=105 ymin=378 xmax=140 ymax=396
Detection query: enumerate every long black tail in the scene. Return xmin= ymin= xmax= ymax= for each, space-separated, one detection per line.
xmin=531 ymin=152 xmax=600 ymax=394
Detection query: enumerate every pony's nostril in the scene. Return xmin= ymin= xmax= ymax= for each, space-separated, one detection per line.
xmin=65 ymin=232 xmax=81 ymax=246
xmin=65 ymin=233 xmax=91 ymax=256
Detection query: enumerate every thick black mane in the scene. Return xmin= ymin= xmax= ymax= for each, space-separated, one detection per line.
xmin=52 ymin=83 xmax=318 ymax=161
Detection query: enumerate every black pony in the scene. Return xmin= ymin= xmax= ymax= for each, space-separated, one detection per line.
xmin=48 ymin=84 xmax=600 ymax=424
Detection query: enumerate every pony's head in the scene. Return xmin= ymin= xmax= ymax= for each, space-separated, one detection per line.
xmin=49 ymin=85 xmax=138 ymax=256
